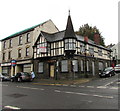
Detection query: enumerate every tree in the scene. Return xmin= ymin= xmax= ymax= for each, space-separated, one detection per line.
xmin=75 ymin=24 xmax=105 ymax=46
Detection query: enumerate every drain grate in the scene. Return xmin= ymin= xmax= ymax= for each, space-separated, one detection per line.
xmin=6 ymin=93 xmax=27 ymax=98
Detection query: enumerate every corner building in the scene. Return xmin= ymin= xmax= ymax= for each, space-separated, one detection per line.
xmin=33 ymin=14 xmax=111 ymax=79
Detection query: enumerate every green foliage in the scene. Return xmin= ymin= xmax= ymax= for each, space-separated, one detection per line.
xmin=75 ymin=23 xmax=105 ymax=46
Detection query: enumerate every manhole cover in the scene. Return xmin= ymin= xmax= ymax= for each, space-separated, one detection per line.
xmin=7 ymin=93 xmax=27 ymax=98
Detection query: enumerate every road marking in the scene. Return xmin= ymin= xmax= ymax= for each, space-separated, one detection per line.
xmin=97 ymin=86 xmax=107 ymax=89
xmin=70 ymin=85 xmax=76 ymax=87
xmin=4 ymin=105 xmax=20 ymax=109
xmin=63 ymin=85 xmax=68 ymax=86
xmin=116 ymin=82 xmax=120 ymax=84
xmin=16 ymin=86 xmax=44 ymax=90
xmin=54 ymin=90 xmax=61 ymax=92
xmin=54 ymin=90 xmax=114 ymax=99
xmin=79 ymin=86 xmax=85 ymax=87
xmin=109 ymin=87 xmax=118 ymax=90
xmin=87 ymin=86 xmax=94 ymax=88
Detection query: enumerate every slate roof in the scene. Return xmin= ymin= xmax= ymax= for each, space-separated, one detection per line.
xmin=1 ymin=19 xmax=50 ymax=41
xmin=64 ymin=15 xmax=76 ymax=39
xmin=41 ymin=31 xmax=111 ymax=51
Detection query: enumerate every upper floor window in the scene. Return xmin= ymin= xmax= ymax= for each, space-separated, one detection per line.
xmin=8 ymin=51 xmax=12 ymax=59
xmin=19 ymin=36 xmax=22 ymax=45
xmin=26 ymin=33 xmax=30 ymax=43
xmin=26 ymin=47 xmax=29 ymax=56
xmin=9 ymin=39 xmax=12 ymax=48
xmin=65 ymin=39 xmax=76 ymax=50
xmin=3 ymin=52 xmax=5 ymax=60
xmin=3 ymin=41 xmax=6 ymax=49
xmin=98 ymin=49 xmax=102 ymax=56
xmin=89 ymin=46 xmax=94 ymax=55
xmin=18 ymin=49 xmax=22 ymax=58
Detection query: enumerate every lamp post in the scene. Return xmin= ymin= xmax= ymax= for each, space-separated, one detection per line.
xmin=84 ymin=36 xmax=88 ymax=78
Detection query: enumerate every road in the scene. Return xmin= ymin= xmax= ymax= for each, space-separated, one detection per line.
xmin=1 ymin=73 xmax=119 ymax=110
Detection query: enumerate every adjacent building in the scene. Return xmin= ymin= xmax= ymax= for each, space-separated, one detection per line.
xmin=111 ymin=42 xmax=120 ymax=65
xmin=0 ymin=13 xmax=112 ymax=79
xmin=0 ymin=20 xmax=59 ymax=76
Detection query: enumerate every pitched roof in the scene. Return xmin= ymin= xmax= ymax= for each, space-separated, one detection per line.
xmin=64 ymin=14 xmax=76 ymax=39
xmin=1 ymin=19 xmax=50 ymax=41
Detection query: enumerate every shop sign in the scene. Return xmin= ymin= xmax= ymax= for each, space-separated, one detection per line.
xmin=1 ymin=63 xmax=11 ymax=66
xmin=11 ymin=60 xmax=16 ymax=66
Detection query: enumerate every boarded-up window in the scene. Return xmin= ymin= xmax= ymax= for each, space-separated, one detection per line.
xmin=81 ymin=60 xmax=84 ymax=71
xmin=61 ymin=60 xmax=68 ymax=72
xmin=99 ymin=62 xmax=104 ymax=71
xmin=72 ymin=60 xmax=78 ymax=72
xmin=38 ymin=62 xmax=43 ymax=73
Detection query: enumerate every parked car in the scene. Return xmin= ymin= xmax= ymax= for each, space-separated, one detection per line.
xmin=0 ymin=73 xmax=10 ymax=81
xmin=99 ymin=67 xmax=116 ymax=78
xmin=11 ymin=72 xmax=33 ymax=82
xmin=114 ymin=64 xmax=120 ymax=73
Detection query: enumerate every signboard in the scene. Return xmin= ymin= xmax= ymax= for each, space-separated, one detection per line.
xmin=11 ymin=60 xmax=16 ymax=66
xmin=39 ymin=47 xmax=47 ymax=53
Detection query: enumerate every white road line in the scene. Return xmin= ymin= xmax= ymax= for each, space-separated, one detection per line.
xmin=63 ymin=85 xmax=68 ymax=86
xmin=70 ymin=85 xmax=76 ymax=87
xmin=16 ymin=86 xmax=44 ymax=90
xmin=116 ymin=82 xmax=120 ymax=84
xmin=87 ymin=86 xmax=94 ymax=88
xmin=109 ymin=87 xmax=118 ymax=90
xmin=54 ymin=90 xmax=61 ymax=92
xmin=54 ymin=90 xmax=114 ymax=99
xmin=97 ymin=86 xmax=107 ymax=89
xmin=4 ymin=105 xmax=20 ymax=109
xmin=79 ymin=86 xmax=85 ymax=87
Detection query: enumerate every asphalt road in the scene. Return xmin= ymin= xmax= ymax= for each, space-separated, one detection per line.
xmin=1 ymin=73 xmax=119 ymax=110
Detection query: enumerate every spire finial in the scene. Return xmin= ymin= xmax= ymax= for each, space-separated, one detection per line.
xmin=69 ymin=10 xmax=70 ymax=16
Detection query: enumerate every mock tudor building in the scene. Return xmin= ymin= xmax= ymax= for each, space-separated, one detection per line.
xmin=33 ymin=13 xmax=112 ymax=79
xmin=0 ymin=20 xmax=59 ymax=76
xmin=0 ymin=13 xmax=112 ymax=79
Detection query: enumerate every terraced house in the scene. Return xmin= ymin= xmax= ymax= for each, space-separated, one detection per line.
xmin=0 ymin=13 xmax=112 ymax=79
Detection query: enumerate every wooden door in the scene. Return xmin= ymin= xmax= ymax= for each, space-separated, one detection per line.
xmin=50 ymin=65 xmax=54 ymax=78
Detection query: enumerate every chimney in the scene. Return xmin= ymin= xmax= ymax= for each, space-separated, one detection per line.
xmin=84 ymin=36 xmax=88 ymax=43
xmin=94 ymin=33 xmax=100 ymax=45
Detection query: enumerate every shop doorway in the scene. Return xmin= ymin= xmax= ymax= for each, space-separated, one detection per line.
xmin=50 ymin=65 xmax=55 ymax=78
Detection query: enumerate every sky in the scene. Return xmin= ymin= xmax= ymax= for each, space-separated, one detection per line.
xmin=0 ymin=0 xmax=119 ymax=46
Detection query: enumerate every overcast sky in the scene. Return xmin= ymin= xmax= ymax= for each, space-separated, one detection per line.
xmin=0 ymin=0 xmax=119 ymax=45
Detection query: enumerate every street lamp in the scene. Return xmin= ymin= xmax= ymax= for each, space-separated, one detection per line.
xmin=84 ymin=36 xmax=88 ymax=78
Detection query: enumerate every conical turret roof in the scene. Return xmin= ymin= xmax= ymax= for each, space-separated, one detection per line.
xmin=64 ymin=11 xmax=76 ymax=39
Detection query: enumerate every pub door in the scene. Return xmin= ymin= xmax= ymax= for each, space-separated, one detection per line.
xmin=50 ymin=65 xmax=55 ymax=78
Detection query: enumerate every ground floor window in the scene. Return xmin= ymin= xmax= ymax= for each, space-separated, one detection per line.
xmin=87 ymin=61 xmax=89 ymax=71
xmin=61 ymin=60 xmax=68 ymax=72
xmin=99 ymin=62 xmax=104 ymax=71
xmin=72 ymin=60 xmax=78 ymax=72
xmin=38 ymin=62 xmax=43 ymax=73
xmin=23 ymin=64 xmax=31 ymax=72
xmin=81 ymin=60 xmax=84 ymax=71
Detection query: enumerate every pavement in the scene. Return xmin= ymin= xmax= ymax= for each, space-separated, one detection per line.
xmin=32 ymin=76 xmax=98 ymax=85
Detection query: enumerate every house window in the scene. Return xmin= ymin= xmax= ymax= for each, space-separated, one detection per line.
xmin=65 ymin=39 xmax=76 ymax=50
xmin=19 ymin=36 xmax=22 ymax=45
xmin=87 ymin=61 xmax=89 ymax=71
xmin=9 ymin=39 xmax=12 ymax=48
xmin=38 ymin=62 xmax=43 ymax=73
xmin=26 ymin=47 xmax=29 ymax=56
xmin=89 ymin=46 xmax=94 ymax=55
xmin=3 ymin=52 xmax=5 ymax=60
xmin=72 ymin=60 xmax=78 ymax=72
xmin=3 ymin=41 xmax=6 ymax=49
xmin=98 ymin=49 xmax=102 ymax=56
xmin=99 ymin=62 xmax=104 ymax=71
xmin=61 ymin=60 xmax=68 ymax=72
xmin=81 ymin=60 xmax=84 ymax=71
xmin=26 ymin=33 xmax=30 ymax=43
xmin=8 ymin=51 xmax=12 ymax=59
xmin=18 ymin=49 xmax=22 ymax=58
